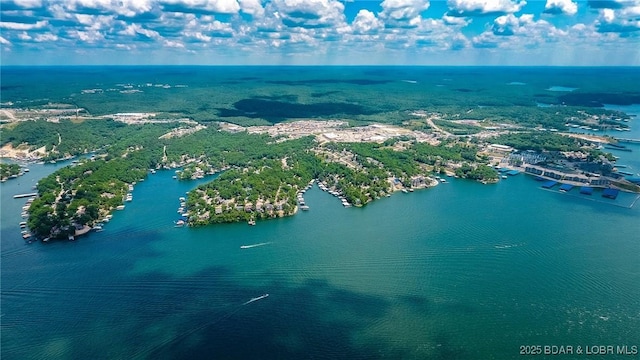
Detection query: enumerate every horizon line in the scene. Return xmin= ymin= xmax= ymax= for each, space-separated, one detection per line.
xmin=2 ymin=64 xmax=639 ymax=68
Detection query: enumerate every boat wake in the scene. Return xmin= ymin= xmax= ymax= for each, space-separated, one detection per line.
xmin=494 ymin=243 xmax=525 ymax=249
xmin=243 ymin=294 xmax=269 ymax=305
xmin=240 ymin=242 xmax=271 ymax=249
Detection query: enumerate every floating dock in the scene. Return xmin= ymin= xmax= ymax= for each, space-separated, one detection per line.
xmin=602 ymin=188 xmax=619 ymax=199
xmin=559 ymin=184 xmax=574 ymax=192
xmin=541 ymin=180 xmax=557 ymax=189
xmin=579 ymin=186 xmax=593 ymax=195
xmin=506 ymin=170 xmax=520 ymax=176
xmin=13 ymin=193 xmax=38 ymax=199
xmin=605 ymin=145 xmax=632 ymax=152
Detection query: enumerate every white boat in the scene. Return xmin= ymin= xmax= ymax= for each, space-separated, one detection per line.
xmin=240 ymin=242 xmax=270 ymax=249
xmin=242 ymin=294 xmax=269 ymax=305
xmin=116 ymin=205 xmax=125 ymax=210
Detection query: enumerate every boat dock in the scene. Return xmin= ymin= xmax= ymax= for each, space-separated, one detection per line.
xmin=541 ymin=180 xmax=557 ymax=189
xmin=615 ymin=137 xmax=640 ymax=144
xmin=13 ymin=193 xmax=38 ymax=199
xmin=602 ymin=188 xmax=619 ymax=199
xmin=579 ymin=186 xmax=593 ymax=195
xmin=559 ymin=184 xmax=574 ymax=192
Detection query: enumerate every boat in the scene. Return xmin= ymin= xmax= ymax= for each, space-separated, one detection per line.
xmin=116 ymin=205 xmax=125 ymax=210
xmin=175 ymin=219 xmax=185 ymax=227
xmin=240 ymin=242 xmax=270 ymax=249
xmin=242 ymin=294 xmax=269 ymax=305
xmin=501 ymin=175 xmax=507 ymax=179
xmin=68 ymin=235 xmax=75 ymax=241
xmin=248 ymin=219 xmax=256 ymax=226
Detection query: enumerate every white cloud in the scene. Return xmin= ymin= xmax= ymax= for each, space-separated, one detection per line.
xmin=34 ymin=33 xmax=58 ymax=42
xmin=14 ymin=0 xmax=43 ymax=8
xmin=492 ymin=13 xmax=564 ymax=39
xmin=0 ymin=20 xmax=48 ymax=30
xmin=18 ymin=31 xmax=32 ymax=40
xmin=271 ymin=0 xmax=346 ymax=28
xmin=442 ymin=14 xmax=470 ymax=26
xmin=544 ymin=0 xmax=578 ymax=16
xmin=596 ymin=4 xmax=640 ymax=32
xmin=164 ymin=39 xmax=185 ymax=48
xmin=448 ymin=0 xmax=526 ymax=16
xmin=351 ymin=9 xmax=383 ymax=34
xmin=69 ymin=29 xmax=105 ymax=43
xmin=65 ymin=0 xmax=154 ymax=17
xmin=239 ymin=0 xmax=264 ymax=16
xmin=185 ymin=31 xmax=212 ymax=42
xmin=0 ymin=36 xmax=11 ymax=45
xmin=119 ymin=23 xmax=160 ymax=39
xmin=380 ymin=0 xmax=430 ymax=21
xmin=161 ymin=0 xmax=241 ymax=13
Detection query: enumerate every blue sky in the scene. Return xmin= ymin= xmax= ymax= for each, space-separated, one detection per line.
xmin=1 ymin=0 xmax=639 ymax=65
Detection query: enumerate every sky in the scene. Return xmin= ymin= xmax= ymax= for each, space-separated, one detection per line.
xmin=0 ymin=0 xmax=639 ymax=66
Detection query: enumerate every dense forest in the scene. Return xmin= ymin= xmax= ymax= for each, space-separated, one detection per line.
xmin=0 ymin=163 xmax=21 ymax=180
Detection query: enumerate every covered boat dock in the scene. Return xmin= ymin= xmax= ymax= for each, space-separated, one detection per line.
xmin=602 ymin=188 xmax=619 ymax=199
xmin=579 ymin=186 xmax=593 ymax=195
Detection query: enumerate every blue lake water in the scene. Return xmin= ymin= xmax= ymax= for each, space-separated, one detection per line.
xmin=546 ymin=86 xmax=578 ymax=92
